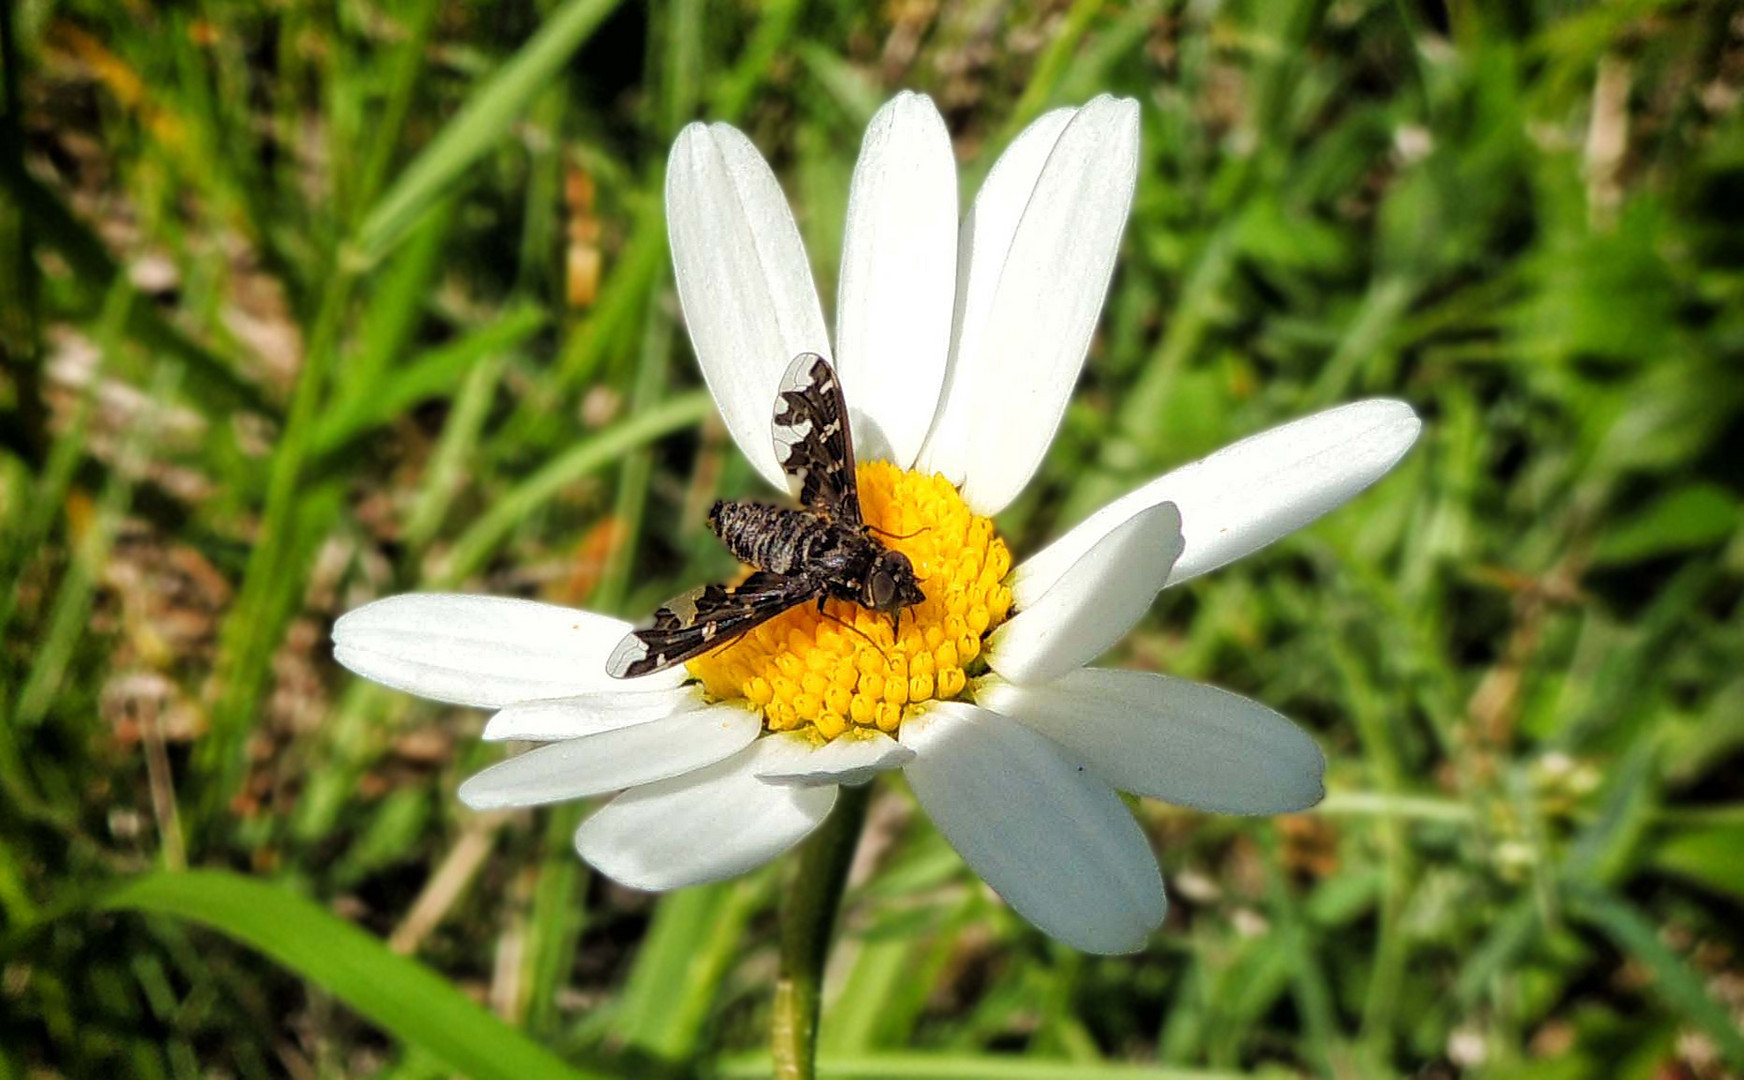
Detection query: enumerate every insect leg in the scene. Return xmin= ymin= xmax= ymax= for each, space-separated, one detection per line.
xmin=865 ymin=523 xmax=930 ymax=541
xmin=816 ymin=604 xmax=884 ymax=652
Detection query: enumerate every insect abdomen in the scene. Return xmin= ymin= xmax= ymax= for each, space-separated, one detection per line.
xmin=708 ymin=500 xmax=841 ymax=576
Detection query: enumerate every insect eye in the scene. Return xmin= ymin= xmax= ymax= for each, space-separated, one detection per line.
xmin=869 ymin=571 xmax=896 ymax=608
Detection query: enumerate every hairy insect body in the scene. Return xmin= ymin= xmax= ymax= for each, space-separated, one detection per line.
xmin=708 ymin=499 xmax=872 ymax=597
xmin=607 ymin=353 xmax=925 ymax=681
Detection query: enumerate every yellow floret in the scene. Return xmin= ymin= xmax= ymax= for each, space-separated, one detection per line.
xmin=687 ymin=462 xmax=1014 ymax=741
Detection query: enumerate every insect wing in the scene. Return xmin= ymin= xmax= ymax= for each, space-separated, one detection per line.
xmin=771 ymin=353 xmax=862 ymax=527
xmin=606 ymin=571 xmax=821 ymax=678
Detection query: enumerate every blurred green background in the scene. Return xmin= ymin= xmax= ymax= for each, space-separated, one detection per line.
xmin=3 ymin=1 xmax=1743 ymax=1078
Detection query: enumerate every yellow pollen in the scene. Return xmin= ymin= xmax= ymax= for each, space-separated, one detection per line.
xmin=687 ymin=462 xmax=1014 ymax=741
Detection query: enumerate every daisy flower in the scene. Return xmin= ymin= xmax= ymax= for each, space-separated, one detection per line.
xmin=334 ymin=93 xmax=1421 ymax=954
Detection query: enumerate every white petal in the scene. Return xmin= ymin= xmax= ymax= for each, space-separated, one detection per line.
xmin=986 ymin=502 xmax=1184 ymax=685
xmin=574 ymin=738 xmax=839 ymax=890
xmin=1014 ymin=400 xmax=1422 ymax=601
xmin=976 ymin=669 xmax=1325 ymax=814
xmin=900 ymin=703 xmax=1164 ymax=954
xmin=333 ymin=594 xmax=685 ymax=708
xmin=917 ymin=107 xmax=1075 ymax=485
xmin=482 ymin=686 xmax=707 ymax=742
xmin=918 ymin=98 xmax=1139 ymax=515
xmin=667 ymin=122 xmax=830 ymax=491
xmin=834 ymin=92 xmax=957 ymax=469
xmin=752 ymin=729 xmax=914 ymax=787
xmin=457 ymin=702 xmax=760 ymax=809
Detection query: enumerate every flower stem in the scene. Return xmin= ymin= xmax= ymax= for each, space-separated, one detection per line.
xmin=772 ymin=781 xmax=872 ymax=1080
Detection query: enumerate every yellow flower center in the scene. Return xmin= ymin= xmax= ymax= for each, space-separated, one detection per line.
xmin=687 ymin=462 xmax=1014 ymax=741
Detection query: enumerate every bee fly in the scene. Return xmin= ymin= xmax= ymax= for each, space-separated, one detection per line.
xmin=607 ymin=353 xmax=926 ymax=679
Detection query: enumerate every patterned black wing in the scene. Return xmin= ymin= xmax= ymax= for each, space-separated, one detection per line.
xmin=606 ymin=571 xmax=823 ymax=679
xmin=771 ymin=353 xmax=862 ymax=527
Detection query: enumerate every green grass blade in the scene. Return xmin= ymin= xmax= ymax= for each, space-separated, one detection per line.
xmin=996 ymin=0 xmax=1104 ymax=143
xmin=709 ymin=0 xmax=804 ymax=122
xmin=100 ymin=871 xmax=612 ymax=1080
xmin=201 ymin=264 xmax=358 ymax=815
xmin=613 ymin=877 xmax=766 ymax=1061
xmin=1565 ymin=881 xmax=1744 ymax=1071
xmin=353 ymin=0 xmax=445 ymax=223
xmin=521 ymin=806 xmax=591 ymax=1037
xmin=15 ymin=361 xmax=180 ymax=726
xmin=434 ymin=389 xmax=713 ymax=586
xmin=345 ymin=197 xmax=458 ymax=402
xmin=717 ymin=1055 xmax=1259 ymax=1079
xmin=312 ymin=304 xmax=545 ymax=456
xmin=354 ymin=0 xmax=624 ymax=262
xmin=1649 ymin=824 xmax=1744 ymax=901
xmin=0 ymin=158 xmax=272 ymax=418
xmin=794 ymin=45 xmax=883 ymax=127
xmin=401 ymin=350 xmax=511 ymax=553
xmin=823 ymin=935 xmax=925 ymax=1054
